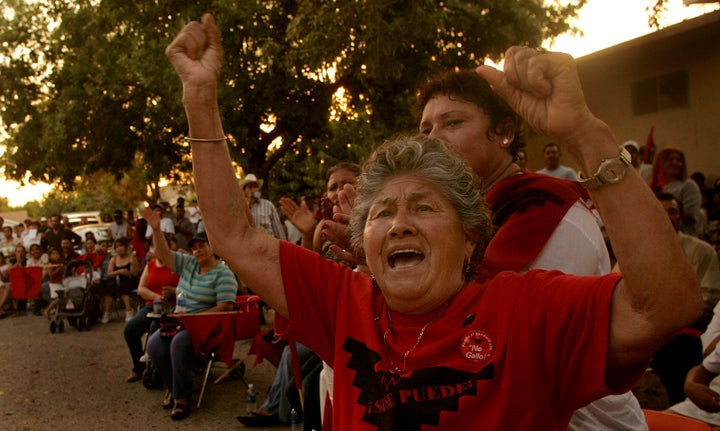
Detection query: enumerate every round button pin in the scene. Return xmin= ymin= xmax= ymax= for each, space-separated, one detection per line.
xmin=460 ymin=330 xmax=494 ymax=364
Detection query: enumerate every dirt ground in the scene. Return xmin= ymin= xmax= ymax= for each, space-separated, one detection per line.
xmin=0 ymin=309 xmax=674 ymax=430
xmin=0 ymin=310 xmax=285 ymax=431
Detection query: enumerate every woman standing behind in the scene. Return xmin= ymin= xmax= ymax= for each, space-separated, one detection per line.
xmin=107 ymin=238 xmax=140 ymax=322
xmin=123 ymin=248 xmax=179 ymax=383
xmin=650 ymin=147 xmax=703 ymax=236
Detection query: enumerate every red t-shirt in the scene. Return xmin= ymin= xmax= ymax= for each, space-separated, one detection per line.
xmin=275 ymin=242 xmax=636 ymax=430
xmin=142 ymin=260 xmax=179 ymax=305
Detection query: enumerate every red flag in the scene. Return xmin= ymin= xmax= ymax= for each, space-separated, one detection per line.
xmin=10 ymin=267 xmax=43 ymax=300
xmin=642 ymin=126 xmax=655 ymax=164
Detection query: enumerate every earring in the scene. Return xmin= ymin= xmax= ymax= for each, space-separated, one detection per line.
xmin=502 ymin=138 xmax=510 ymax=146
xmin=463 ymin=259 xmax=473 ymax=282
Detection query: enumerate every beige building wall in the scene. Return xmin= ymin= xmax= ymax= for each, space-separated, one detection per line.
xmin=526 ymin=11 xmax=720 ymax=185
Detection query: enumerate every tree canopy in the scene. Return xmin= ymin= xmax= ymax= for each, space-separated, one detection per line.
xmin=0 ymin=0 xmax=587 ymax=205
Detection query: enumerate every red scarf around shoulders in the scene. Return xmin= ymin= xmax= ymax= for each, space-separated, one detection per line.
xmin=482 ymin=173 xmax=589 ymax=275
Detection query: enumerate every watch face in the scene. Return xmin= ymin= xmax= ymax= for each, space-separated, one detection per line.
xmin=601 ymin=161 xmax=626 ymax=183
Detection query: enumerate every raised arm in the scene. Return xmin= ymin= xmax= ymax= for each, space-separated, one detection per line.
xmin=476 ymin=47 xmax=703 ymax=374
xmin=143 ymin=206 xmax=175 ymax=273
xmin=165 ymin=14 xmax=287 ymax=316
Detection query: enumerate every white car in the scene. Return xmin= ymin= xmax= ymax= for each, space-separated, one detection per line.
xmin=63 ymin=211 xmax=102 ymax=228
xmin=73 ymin=223 xmax=110 ymax=244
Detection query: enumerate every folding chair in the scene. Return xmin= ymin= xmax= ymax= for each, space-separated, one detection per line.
xmin=180 ymin=295 xmax=261 ymax=409
xmin=643 ymin=409 xmax=713 ymax=431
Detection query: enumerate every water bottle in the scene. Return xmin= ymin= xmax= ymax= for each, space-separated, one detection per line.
xmin=246 ymin=383 xmax=257 ymax=414
xmin=290 ymin=408 xmax=301 ymax=431
xmin=174 ymin=291 xmax=186 ymax=313
xmin=26 ymin=299 xmax=33 ymax=316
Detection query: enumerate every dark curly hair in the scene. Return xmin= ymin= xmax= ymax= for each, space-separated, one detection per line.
xmin=416 ymin=69 xmax=526 ymax=161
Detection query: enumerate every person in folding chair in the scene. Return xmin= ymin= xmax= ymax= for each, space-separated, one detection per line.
xmin=144 ymin=206 xmax=237 ymax=421
xmin=167 ymin=14 xmax=703 ymax=429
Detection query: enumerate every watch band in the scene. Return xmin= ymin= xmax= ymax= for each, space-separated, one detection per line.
xmin=577 ymin=147 xmax=632 ymax=189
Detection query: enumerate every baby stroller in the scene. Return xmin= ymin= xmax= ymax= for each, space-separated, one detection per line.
xmin=49 ymin=260 xmax=100 ymax=333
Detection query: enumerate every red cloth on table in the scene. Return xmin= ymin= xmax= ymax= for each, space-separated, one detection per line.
xmin=180 ymin=313 xmax=236 ymax=367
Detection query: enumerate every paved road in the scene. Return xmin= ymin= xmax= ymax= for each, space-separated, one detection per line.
xmin=0 ymin=308 xmax=668 ymax=431
xmin=0 ymin=311 xmax=286 ymax=430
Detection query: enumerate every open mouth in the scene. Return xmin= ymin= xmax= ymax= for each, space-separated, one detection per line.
xmin=388 ymin=249 xmax=425 ymax=269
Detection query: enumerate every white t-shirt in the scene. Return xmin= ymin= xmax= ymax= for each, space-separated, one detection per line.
xmin=145 ymin=217 xmax=175 ymax=238
xmin=531 ymin=200 xmax=647 ymax=431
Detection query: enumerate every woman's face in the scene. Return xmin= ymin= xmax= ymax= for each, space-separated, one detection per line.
xmin=420 ymin=94 xmax=512 ymax=182
xmin=363 ymin=174 xmax=475 ymax=315
xmin=326 ymin=168 xmax=358 ymax=206
xmin=15 ymin=246 xmax=26 ymax=259
xmin=30 ymin=246 xmax=42 ymax=258
xmin=661 ymin=152 xmax=684 ymax=179
xmin=191 ymin=241 xmax=214 ymax=267
xmin=114 ymin=242 xmax=127 ymax=256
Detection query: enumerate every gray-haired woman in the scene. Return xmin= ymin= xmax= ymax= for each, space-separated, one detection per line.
xmin=166 ymin=15 xmax=701 ymax=430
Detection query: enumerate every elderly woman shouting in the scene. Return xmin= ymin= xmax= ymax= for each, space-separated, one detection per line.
xmin=166 ymin=14 xmax=702 ymax=430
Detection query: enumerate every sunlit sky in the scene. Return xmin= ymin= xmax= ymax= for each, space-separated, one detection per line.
xmin=1 ymin=0 xmax=718 ymax=207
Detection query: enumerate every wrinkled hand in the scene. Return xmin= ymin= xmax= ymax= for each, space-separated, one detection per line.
xmin=476 ymin=46 xmax=596 ymax=149
xmin=279 ymin=197 xmax=317 ymax=235
xmin=323 ymin=184 xmax=365 ymax=267
xmin=142 ymin=206 xmax=161 ymax=231
xmin=165 ymin=13 xmax=223 ymax=93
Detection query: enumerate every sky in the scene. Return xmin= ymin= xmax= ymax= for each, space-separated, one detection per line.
xmin=546 ymin=0 xmax=718 ymax=57
xmin=1 ymin=0 xmax=718 ymax=208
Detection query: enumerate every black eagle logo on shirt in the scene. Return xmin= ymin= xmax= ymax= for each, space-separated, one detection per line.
xmin=343 ymin=338 xmax=494 ymax=430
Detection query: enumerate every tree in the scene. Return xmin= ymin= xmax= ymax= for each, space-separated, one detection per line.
xmin=647 ymin=0 xmax=670 ymax=29
xmin=0 ymin=0 xmax=586 ymax=202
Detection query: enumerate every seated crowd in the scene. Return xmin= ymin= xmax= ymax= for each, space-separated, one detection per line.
xmin=0 ymin=201 xmax=202 ymax=320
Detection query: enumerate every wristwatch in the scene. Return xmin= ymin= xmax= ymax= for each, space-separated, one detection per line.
xmin=577 ymin=147 xmax=631 ymax=189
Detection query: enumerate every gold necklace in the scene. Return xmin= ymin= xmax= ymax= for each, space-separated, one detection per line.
xmin=481 ymin=161 xmax=522 ymax=193
xmin=383 ymin=303 xmax=450 ymax=374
